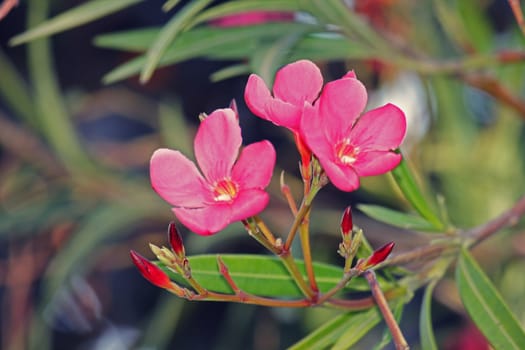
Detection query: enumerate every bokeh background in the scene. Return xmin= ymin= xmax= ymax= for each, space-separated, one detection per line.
xmin=1 ymin=0 xmax=525 ymax=349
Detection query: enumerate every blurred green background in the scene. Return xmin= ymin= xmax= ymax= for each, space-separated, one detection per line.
xmin=1 ymin=0 xmax=524 ymax=349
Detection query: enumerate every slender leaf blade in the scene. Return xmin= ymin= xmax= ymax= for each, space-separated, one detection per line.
xmin=140 ymin=0 xmax=213 ymax=83
xmin=331 ymin=307 xmax=382 ymax=350
xmin=358 ymin=204 xmax=439 ymax=232
xmin=288 ymin=309 xmax=379 ymax=350
xmin=10 ymin=0 xmax=144 ymax=45
xmin=456 ymin=248 xmax=525 ymax=350
xmin=391 ymin=157 xmax=444 ymax=230
xmin=190 ymin=0 xmax=301 ymax=26
xmin=420 ymin=282 xmax=438 ymax=350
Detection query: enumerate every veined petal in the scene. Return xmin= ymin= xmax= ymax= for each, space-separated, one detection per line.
xmin=319 ymin=157 xmax=361 ymax=192
xmin=245 ymin=74 xmax=302 ymax=130
xmin=352 ymin=151 xmax=401 ymax=176
xmin=173 ymin=205 xmax=232 ymax=236
xmin=231 ymin=140 xmax=276 ymax=189
xmin=244 ymin=74 xmax=273 ymax=120
xmin=273 ymin=60 xmax=323 ymax=105
xmin=318 ymin=78 xmax=367 ymax=141
xmin=351 ymin=103 xmax=407 ymax=151
xmin=150 ymin=148 xmax=210 ymax=207
xmin=300 ymin=104 xmax=333 ymax=160
xmin=194 ymin=109 xmax=241 ymax=183
xmin=229 ymin=189 xmax=270 ymax=222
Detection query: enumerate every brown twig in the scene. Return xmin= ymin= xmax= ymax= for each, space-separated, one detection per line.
xmin=0 ymin=0 xmax=17 ymax=21
xmin=364 ymin=270 xmax=409 ymax=350
xmin=508 ymin=0 xmax=525 ymax=37
xmin=463 ymin=193 xmax=525 ymax=244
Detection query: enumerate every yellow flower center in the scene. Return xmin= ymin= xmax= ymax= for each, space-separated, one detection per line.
xmin=213 ymin=178 xmax=239 ymax=202
xmin=335 ymin=139 xmax=359 ymax=165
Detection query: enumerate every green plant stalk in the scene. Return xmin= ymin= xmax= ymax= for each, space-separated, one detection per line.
xmin=27 ymin=0 xmax=94 ymax=175
xmin=298 ymin=208 xmax=318 ymax=293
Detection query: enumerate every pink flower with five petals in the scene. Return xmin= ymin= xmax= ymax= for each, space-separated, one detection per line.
xmin=301 ymin=74 xmax=407 ymax=192
xmin=150 ymin=108 xmax=276 ymax=235
xmin=244 ymin=59 xmax=323 ymax=132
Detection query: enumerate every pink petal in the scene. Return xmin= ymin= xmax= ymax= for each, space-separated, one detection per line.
xmin=245 ymin=74 xmax=301 ymax=130
xmin=231 ymin=140 xmax=276 ymax=189
xmin=351 ymin=103 xmax=407 ymax=151
xmin=319 ymin=157 xmax=361 ymax=192
xmin=342 ymin=70 xmax=357 ymax=79
xmin=150 ymin=148 xmax=211 ymax=207
xmin=194 ymin=109 xmax=241 ymax=183
xmin=318 ymin=78 xmax=368 ymax=141
xmin=300 ymin=104 xmax=333 ymax=160
xmin=173 ymin=205 xmax=232 ymax=236
xmin=352 ymin=151 xmax=402 ymax=177
xmin=273 ymin=60 xmax=323 ymax=106
xmin=229 ymin=189 xmax=270 ymax=222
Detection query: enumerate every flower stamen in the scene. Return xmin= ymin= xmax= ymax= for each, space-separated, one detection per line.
xmin=335 ymin=139 xmax=359 ymax=165
xmin=213 ymin=178 xmax=239 ymax=202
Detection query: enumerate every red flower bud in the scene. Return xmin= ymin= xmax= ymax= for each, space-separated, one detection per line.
xmin=168 ymin=222 xmax=185 ymax=257
xmin=366 ymin=241 xmax=395 ymax=268
xmin=130 ymin=250 xmax=172 ymax=289
xmin=340 ymin=206 xmax=353 ymax=236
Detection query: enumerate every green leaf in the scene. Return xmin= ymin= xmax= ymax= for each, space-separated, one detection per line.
xmin=456 ymin=248 xmax=525 ymax=350
xmin=162 ymin=254 xmax=383 ymax=297
xmin=289 ymin=33 xmax=376 ymax=61
xmin=420 ymin=282 xmax=438 ymax=350
xmin=391 ymin=157 xmax=445 ymax=230
xmin=94 ymin=27 xmax=160 ymax=52
xmin=140 ymin=0 xmax=214 ymax=83
xmin=331 ymin=307 xmax=382 ymax=350
xmin=210 ymin=63 xmax=251 ymax=82
xmin=162 ymin=0 xmax=181 ymax=12
xmin=10 ymin=0 xmax=144 ymax=46
xmin=190 ymin=0 xmax=301 ymax=26
xmin=101 ymin=23 xmax=316 ymax=83
xmin=288 ymin=308 xmax=379 ymax=350
xmin=358 ymin=204 xmax=440 ymax=232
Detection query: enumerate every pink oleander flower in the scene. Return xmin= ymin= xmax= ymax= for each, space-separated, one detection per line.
xmin=150 ymin=108 xmax=276 ymax=235
xmin=301 ymin=73 xmax=406 ymax=192
xmin=244 ymin=59 xmax=323 ymax=132
xmin=210 ymin=11 xmax=294 ymax=27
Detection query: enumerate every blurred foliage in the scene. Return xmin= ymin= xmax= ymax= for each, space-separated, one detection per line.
xmin=1 ymin=0 xmax=525 ymax=349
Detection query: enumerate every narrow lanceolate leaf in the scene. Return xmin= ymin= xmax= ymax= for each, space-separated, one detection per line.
xmin=456 ymin=248 xmax=525 ymax=350
xmin=161 ymin=254 xmax=390 ymax=297
xmin=140 ymin=0 xmax=213 ymax=83
xmin=189 ymin=0 xmax=301 ymax=26
xmin=420 ymin=282 xmax=438 ymax=350
xmin=358 ymin=204 xmax=440 ymax=232
xmin=289 ymin=308 xmax=380 ymax=350
xmin=391 ymin=157 xmax=445 ymax=231
xmin=331 ymin=307 xmax=381 ymax=350
xmin=10 ymin=0 xmax=144 ymax=46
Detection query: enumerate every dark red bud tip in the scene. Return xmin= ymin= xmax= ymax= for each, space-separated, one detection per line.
xmin=168 ymin=222 xmax=185 ymax=256
xmin=341 ymin=206 xmax=353 ymax=236
xmin=130 ymin=250 xmax=171 ymax=289
xmin=367 ymin=241 xmax=395 ymax=267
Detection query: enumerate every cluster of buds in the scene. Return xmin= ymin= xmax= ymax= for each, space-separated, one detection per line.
xmin=130 ymin=222 xmax=192 ymax=297
xmin=338 ymin=207 xmax=395 ymax=273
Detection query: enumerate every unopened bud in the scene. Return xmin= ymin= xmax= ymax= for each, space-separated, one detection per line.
xmin=340 ymin=206 xmax=353 ymax=237
xmin=294 ymin=132 xmax=312 ymax=179
xmin=130 ymin=250 xmax=172 ymax=289
xmin=360 ymin=241 xmax=395 ymax=271
xmin=168 ymin=222 xmax=185 ymax=257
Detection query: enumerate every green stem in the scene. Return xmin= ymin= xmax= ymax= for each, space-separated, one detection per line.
xmin=298 ymin=208 xmax=318 ymax=293
xmin=280 ymin=251 xmax=315 ymax=299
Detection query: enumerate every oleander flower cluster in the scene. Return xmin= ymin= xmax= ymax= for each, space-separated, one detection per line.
xmin=150 ymin=59 xmax=406 ymax=235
